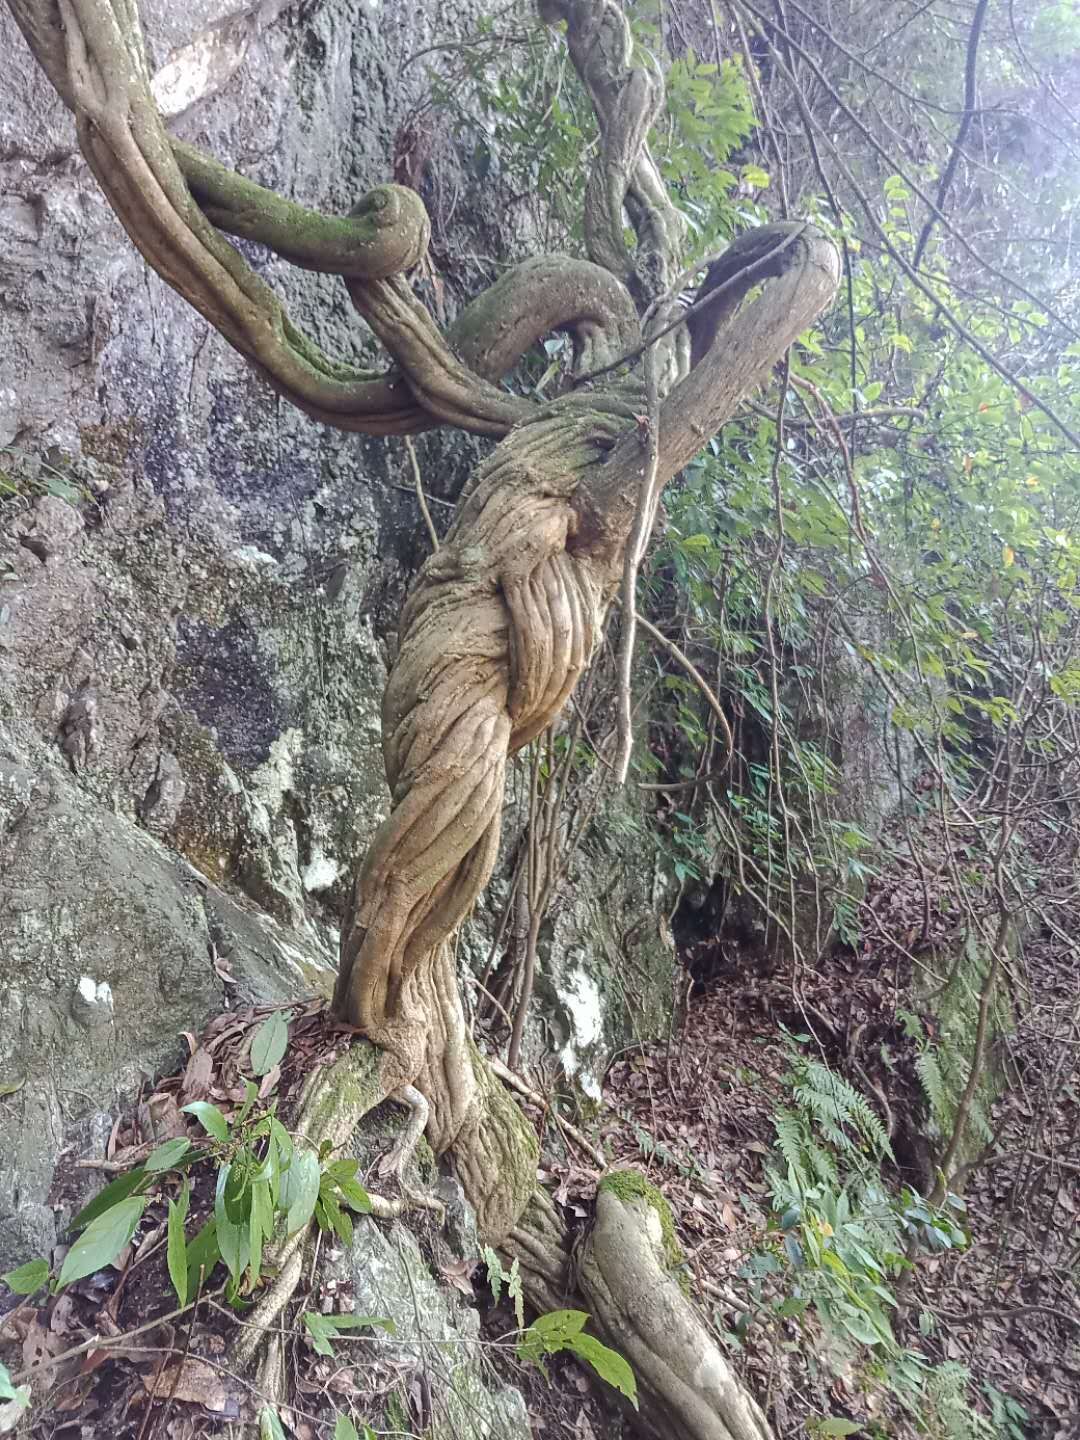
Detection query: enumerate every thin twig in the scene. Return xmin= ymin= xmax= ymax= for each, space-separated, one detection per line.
xmin=489 ymin=1057 xmax=607 ymax=1169
xmin=630 ymin=609 xmax=735 ymax=769
xmin=405 ymin=436 xmax=440 ymax=551
xmin=912 ymin=0 xmax=991 ymax=268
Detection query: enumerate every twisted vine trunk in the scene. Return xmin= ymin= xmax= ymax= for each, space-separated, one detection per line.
xmin=7 ymin=1 xmax=839 ymax=1434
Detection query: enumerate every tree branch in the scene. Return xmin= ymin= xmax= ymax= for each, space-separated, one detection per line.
xmin=912 ymin=0 xmax=991 ymax=269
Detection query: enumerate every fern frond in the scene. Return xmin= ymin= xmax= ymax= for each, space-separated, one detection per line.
xmin=915 ymin=1050 xmax=951 ymax=1130
xmin=774 ymin=1108 xmax=808 ymax=1179
xmin=794 ymin=1057 xmax=893 ymax=1159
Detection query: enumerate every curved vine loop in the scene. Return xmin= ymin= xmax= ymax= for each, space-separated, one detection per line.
xmin=539 ymin=0 xmax=691 ymax=386
xmin=5 ymin=0 xmax=640 ymax=437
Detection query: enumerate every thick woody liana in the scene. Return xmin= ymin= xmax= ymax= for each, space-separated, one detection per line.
xmin=7 ymin=1 xmax=839 ymax=1434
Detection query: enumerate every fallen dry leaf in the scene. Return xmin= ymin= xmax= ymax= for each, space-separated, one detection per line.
xmin=438 ymin=1258 xmax=476 ymax=1298
xmin=180 ymin=1047 xmax=214 ymax=1104
xmin=142 ymin=1356 xmax=232 ymax=1411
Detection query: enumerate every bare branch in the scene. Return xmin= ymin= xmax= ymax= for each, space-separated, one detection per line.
xmin=912 ymin=0 xmax=991 ymax=268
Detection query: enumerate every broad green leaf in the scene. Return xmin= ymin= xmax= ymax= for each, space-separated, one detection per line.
xmin=334 ymin=1174 xmax=372 ymax=1214
xmin=70 ymin=1167 xmax=148 ymax=1231
xmin=248 ymin=1178 xmax=273 ymax=1286
xmin=259 ymin=1406 xmax=288 ymax=1440
xmin=181 ymin=1101 xmax=229 ymax=1145
xmin=281 ymin=1150 xmax=321 ymax=1236
xmin=214 ymin=1164 xmax=254 ymax=1282
xmin=250 ymin=1010 xmax=291 ymax=1078
xmin=317 ymin=1190 xmax=353 ymax=1246
xmin=324 ymin=1158 xmax=360 ymax=1183
xmin=334 ymin=1418 xmax=360 ymax=1440
xmin=217 ymin=1159 xmax=252 ymax=1226
xmin=532 ymin=1309 xmax=588 ymax=1340
xmin=268 ymin=1117 xmax=294 ymax=1162
xmin=568 ymin=1332 xmax=638 ymax=1408
xmin=0 ymin=1360 xmax=30 ymax=1416
xmin=304 ymin=1312 xmax=337 ymax=1358
xmin=776 ymin=1296 xmax=810 ymax=1318
xmin=235 ymin=1079 xmax=260 ymax=1128
xmin=817 ymin=1421 xmax=861 ymax=1436
xmin=305 ymin=1312 xmax=395 ymax=1357
xmin=1 ymin=1259 xmax=49 ymax=1295
xmin=167 ymin=1182 xmax=190 ymax=1308
xmin=184 ymin=1218 xmax=221 ymax=1292
xmin=216 ymin=1211 xmax=248 ymax=1285
xmin=59 ymin=1195 xmax=146 ymax=1287
xmin=145 ymin=1138 xmax=193 ymax=1173
xmin=836 ymin=1306 xmax=887 ymax=1347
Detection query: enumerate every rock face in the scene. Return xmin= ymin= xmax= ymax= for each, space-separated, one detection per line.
xmin=0 ymin=739 xmax=341 ymax=1271
xmin=0 ymin=0 xmax=672 ymax=1347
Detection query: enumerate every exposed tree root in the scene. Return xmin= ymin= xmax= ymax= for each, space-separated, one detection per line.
xmin=577 ymin=1182 xmax=773 ymax=1440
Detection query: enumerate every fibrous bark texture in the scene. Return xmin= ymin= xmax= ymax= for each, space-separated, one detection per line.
xmin=6 ymin=1 xmax=841 ymax=1434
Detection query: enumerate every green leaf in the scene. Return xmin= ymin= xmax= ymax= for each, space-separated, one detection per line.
xmin=304 ymin=1311 xmax=338 ymax=1358
xmin=167 ymin=1182 xmax=190 ymax=1308
xmin=248 ymin=1178 xmax=273 ymax=1286
xmin=836 ymin=1305 xmax=888 ymax=1346
xmin=250 ymin=1011 xmax=292 ymax=1077
xmin=304 ymin=1311 xmax=395 ymax=1357
xmin=70 ymin=1168 xmax=148 ymax=1231
xmin=334 ymin=1418 xmax=360 ymax=1440
xmin=281 ymin=1150 xmax=321 ymax=1236
xmin=259 ymin=1406 xmax=288 ymax=1440
xmin=216 ymin=1212 xmax=247 ymax=1285
xmin=1 ymin=1258 xmax=49 ymax=1296
xmin=817 ymin=1421 xmax=861 ymax=1436
xmin=533 ymin=1309 xmax=589 ymax=1340
xmin=317 ymin=1190 xmax=353 ymax=1246
xmin=0 ymin=1360 xmax=30 ymax=1415
xmin=184 ymin=1218 xmax=221 ymax=1292
xmin=214 ymin=1165 xmax=251 ymax=1283
xmin=181 ymin=1102 xmax=229 ymax=1145
xmin=331 ymin=1174 xmax=373 ymax=1215
xmin=483 ymin=1244 xmax=504 ymax=1304
xmin=776 ymin=1296 xmax=810 ymax=1318
xmin=59 ymin=1195 xmax=146 ymax=1287
xmin=145 ymin=1137 xmax=193 ymax=1173
xmin=235 ymin=1079 xmax=260 ymax=1128
xmin=568 ymin=1333 xmax=638 ymax=1408
xmin=42 ymin=474 xmax=83 ymax=504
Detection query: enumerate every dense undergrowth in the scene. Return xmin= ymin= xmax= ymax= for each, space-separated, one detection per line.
xmin=420 ymin=2 xmax=1080 ymax=1433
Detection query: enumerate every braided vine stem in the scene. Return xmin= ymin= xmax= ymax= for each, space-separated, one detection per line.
xmin=8 ymin=0 xmax=840 ymax=1434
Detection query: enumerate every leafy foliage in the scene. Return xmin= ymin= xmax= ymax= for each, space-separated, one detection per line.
xmin=737 ymin=1038 xmax=1023 ymax=1435
xmin=8 ymin=1078 xmax=372 ymax=1311
xmin=483 ymin=1244 xmax=525 ymax=1329
xmin=517 ymin=1309 xmax=638 ymax=1408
